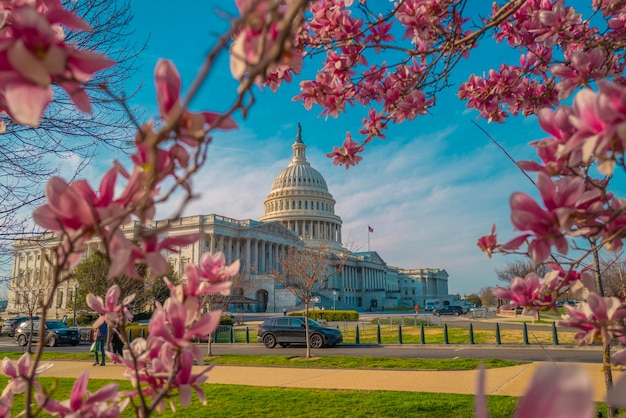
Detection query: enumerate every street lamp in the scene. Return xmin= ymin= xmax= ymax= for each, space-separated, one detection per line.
xmin=333 ymin=291 xmax=337 ymax=310
xmin=72 ymin=282 xmax=78 ymax=326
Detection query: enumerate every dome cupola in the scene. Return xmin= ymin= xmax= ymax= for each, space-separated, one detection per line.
xmin=260 ymin=124 xmax=343 ymax=248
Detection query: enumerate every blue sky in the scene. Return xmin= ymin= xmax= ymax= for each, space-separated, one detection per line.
xmin=81 ymin=1 xmax=557 ymax=296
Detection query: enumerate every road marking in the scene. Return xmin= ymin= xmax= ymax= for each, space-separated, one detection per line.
xmin=454 ymin=347 xmax=465 ymax=352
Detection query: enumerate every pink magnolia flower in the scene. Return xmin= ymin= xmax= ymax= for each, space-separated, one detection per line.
xmin=326 ymin=132 xmax=365 ymax=169
xmin=37 ymin=371 xmax=127 ymax=417
xmin=0 ymin=2 xmax=114 ymax=126
xmin=139 ymin=229 xmax=205 ymax=278
xmin=558 ymin=293 xmax=626 ymax=345
xmin=476 ymin=224 xmax=498 ymax=258
xmin=514 ymin=364 xmax=593 ymax=418
xmin=149 ymin=298 xmax=221 ymax=348
xmin=2 ymin=353 xmax=52 ymax=395
xmin=155 ymin=59 xmax=237 ymax=144
xmin=551 ymin=49 xmax=611 ymax=99
xmin=0 ymin=391 xmax=13 ymax=417
xmin=492 ymin=273 xmax=551 ymax=312
xmin=87 ymin=284 xmax=134 ymax=327
xmin=509 ymin=191 xmax=567 ymax=264
xmin=32 ymin=176 xmax=97 ymax=233
xmin=476 ymin=363 xmax=593 ymax=418
xmin=196 ymin=252 xmax=240 ymax=288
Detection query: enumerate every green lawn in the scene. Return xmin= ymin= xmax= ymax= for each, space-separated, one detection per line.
xmin=0 ymin=354 xmax=610 ymax=417
xmin=0 ymin=352 xmax=521 ymax=370
xmin=2 ymin=376 xmax=521 ymax=417
xmin=2 ymin=376 xmax=609 ymax=418
xmin=204 ymin=355 xmax=521 ymax=370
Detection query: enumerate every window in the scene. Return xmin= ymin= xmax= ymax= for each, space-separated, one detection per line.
xmin=289 ymin=317 xmax=304 ymax=327
xmin=56 ymin=289 xmax=63 ymax=308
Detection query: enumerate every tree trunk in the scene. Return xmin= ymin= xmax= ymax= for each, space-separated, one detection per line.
xmin=604 ymin=342 xmax=618 ymax=418
xmin=304 ymin=304 xmax=311 ymax=358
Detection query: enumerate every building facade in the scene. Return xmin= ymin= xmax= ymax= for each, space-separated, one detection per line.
xmin=8 ymin=126 xmax=450 ymax=317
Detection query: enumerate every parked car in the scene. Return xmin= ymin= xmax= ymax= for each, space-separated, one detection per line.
xmin=257 ymin=316 xmax=343 ymax=348
xmin=1 ymin=316 xmax=34 ymax=337
xmin=14 ymin=320 xmax=80 ymax=347
xmin=432 ymin=306 xmax=464 ymax=316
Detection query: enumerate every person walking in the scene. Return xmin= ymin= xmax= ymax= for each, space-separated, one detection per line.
xmin=62 ymin=315 xmax=68 ymax=325
xmin=111 ymin=330 xmax=124 ymax=356
xmin=93 ymin=321 xmax=108 ymax=366
xmin=283 ymin=307 xmax=287 ymax=316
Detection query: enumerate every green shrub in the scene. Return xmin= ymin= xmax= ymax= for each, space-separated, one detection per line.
xmin=290 ymin=310 xmax=359 ymax=321
xmin=125 ymin=324 xmax=149 ymax=341
xmin=220 ymin=316 xmax=234 ymax=326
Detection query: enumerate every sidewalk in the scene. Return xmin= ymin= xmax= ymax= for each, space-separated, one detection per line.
xmin=39 ymin=360 xmax=618 ymax=402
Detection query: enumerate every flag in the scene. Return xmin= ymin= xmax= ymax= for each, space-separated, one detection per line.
xmin=368 ymin=226 xmax=374 ymax=233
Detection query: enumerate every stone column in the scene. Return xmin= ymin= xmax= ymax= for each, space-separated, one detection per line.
xmin=260 ymin=241 xmax=266 ymax=274
xmin=245 ymin=238 xmax=251 ymax=274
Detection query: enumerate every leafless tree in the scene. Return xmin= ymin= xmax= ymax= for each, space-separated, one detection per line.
xmin=0 ymin=0 xmax=145 ymax=274
xmin=7 ymin=271 xmax=50 ymax=353
xmin=478 ymin=286 xmax=497 ymax=307
xmin=202 ymin=272 xmax=248 ymax=356
xmin=598 ymin=251 xmax=626 ymax=299
xmin=495 ymin=259 xmax=550 ymax=285
xmin=272 ymin=246 xmax=344 ymax=358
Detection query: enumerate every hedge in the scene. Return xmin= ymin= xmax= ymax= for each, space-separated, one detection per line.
xmin=289 ymin=310 xmax=359 ymax=321
xmin=122 ymin=316 xmax=234 ymax=341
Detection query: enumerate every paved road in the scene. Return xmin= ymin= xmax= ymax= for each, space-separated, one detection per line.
xmin=0 ymin=337 xmax=602 ymax=364
xmin=205 ymin=342 xmax=604 ymax=363
xmin=0 ymin=311 xmax=602 ymax=364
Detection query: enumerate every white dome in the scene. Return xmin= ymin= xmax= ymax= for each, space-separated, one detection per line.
xmin=260 ymin=124 xmax=342 ymax=247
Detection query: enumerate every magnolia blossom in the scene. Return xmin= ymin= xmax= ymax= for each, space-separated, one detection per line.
xmin=37 ymin=371 xmax=127 ymax=417
xmin=2 ymin=353 xmax=52 ymax=396
xmin=0 ymin=1 xmax=114 ymax=126
xmin=326 ymin=132 xmax=365 ymax=168
xmin=475 ymin=364 xmax=593 ymax=418
xmin=87 ymin=285 xmax=135 ymax=327
xmin=558 ymin=294 xmax=626 ymax=345
xmin=476 ymin=224 xmax=497 ymax=258
xmin=155 ymin=59 xmax=236 ymax=144
xmin=492 ymin=273 xmax=551 ymax=312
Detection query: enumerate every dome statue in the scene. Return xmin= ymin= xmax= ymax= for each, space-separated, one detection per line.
xmin=260 ymin=124 xmax=343 ymax=248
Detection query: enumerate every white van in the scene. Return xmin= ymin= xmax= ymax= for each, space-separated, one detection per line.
xmin=424 ymin=299 xmax=440 ymax=311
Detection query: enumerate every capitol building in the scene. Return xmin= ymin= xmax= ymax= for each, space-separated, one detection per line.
xmin=8 ymin=126 xmax=450 ymax=316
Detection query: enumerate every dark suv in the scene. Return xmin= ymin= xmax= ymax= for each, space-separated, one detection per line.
xmin=432 ymin=306 xmax=464 ymax=316
xmin=1 ymin=316 xmax=34 ymax=337
xmin=257 ymin=316 xmax=343 ymax=348
xmin=14 ymin=320 xmax=80 ymax=347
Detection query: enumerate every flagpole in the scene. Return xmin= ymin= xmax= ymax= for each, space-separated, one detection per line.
xmin=368 ymin=227 xmax=370 ymax=251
